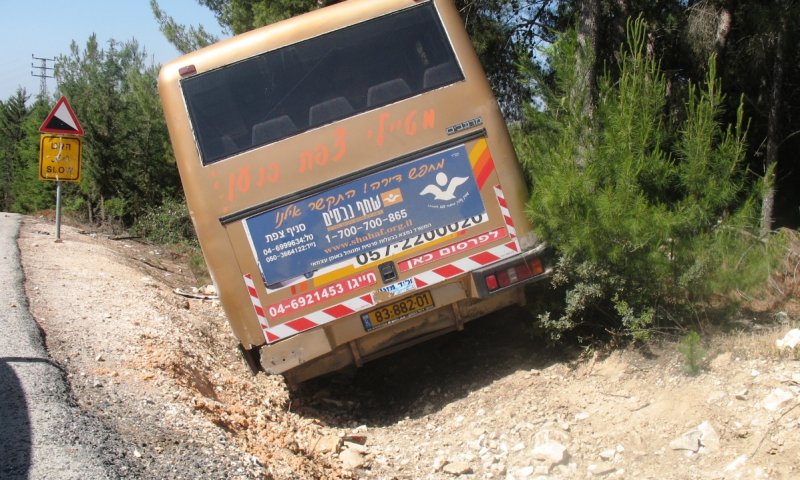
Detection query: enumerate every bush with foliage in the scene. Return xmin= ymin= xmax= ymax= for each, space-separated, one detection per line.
xmin=131 ymin=197 xmax=196 ymax=245
xmin=516 ymin=17 xmax=770 ymax=341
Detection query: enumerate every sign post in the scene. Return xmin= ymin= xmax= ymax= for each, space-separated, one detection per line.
xmin=38 ymin=96 xmax=84 ymax=242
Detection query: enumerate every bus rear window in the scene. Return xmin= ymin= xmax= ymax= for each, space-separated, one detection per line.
xmin=182 ymin=2 xmax=464 ymax=165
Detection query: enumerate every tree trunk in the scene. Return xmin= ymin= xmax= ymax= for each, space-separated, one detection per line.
xmin=714 ymin=4 xmax=733 ymax=54
xmin=760 ymin=10 xmax=785 ymax=238
xmin=713 ymin=0 xmax=736 ymax=75
xmin=576 ymin=0 xmax=598 ymax=113
xmin=573 ymin=0 xmax=599 ymax=166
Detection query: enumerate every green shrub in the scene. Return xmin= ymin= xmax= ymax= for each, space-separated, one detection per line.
xmin=132 ymin=197 xmax=197 ymax=245
xmin=516 ymin=17 xmax=766 ymax=342
xmin=104 ymin=197 xmax=127 ymax=221
xmin=678 ymin=331 xmax=706 ymax=375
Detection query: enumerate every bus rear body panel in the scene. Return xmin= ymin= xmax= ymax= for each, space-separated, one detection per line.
xmin=158 ymin=0 xmax=550 ymax=384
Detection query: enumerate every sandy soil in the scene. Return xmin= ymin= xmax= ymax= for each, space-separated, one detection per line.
xmin=18 ymin=215 xmax=800 ymax=479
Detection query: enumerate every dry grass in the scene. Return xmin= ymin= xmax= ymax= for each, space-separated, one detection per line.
xmin=705 ymin=228 xmax=800 ymax=360
xmin=711 ymin=319 xmax=799 ymax=361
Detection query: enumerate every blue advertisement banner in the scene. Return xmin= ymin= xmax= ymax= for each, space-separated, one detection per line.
xmin=244 ymin=143 xmax=485 ymax=288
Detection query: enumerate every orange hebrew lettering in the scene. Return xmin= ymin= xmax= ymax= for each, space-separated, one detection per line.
xmin=313 ymin=144 xmax=329 ymax=166
xmin=332 ymin=128 xmax=347 ymax=161
xmin=237 ymin=167 xmax=251 ymax=193
xmin=227 ymin=173 xmax=236 ymax=202
xmin=299 ymin=150 xmax=313 ymax=173
xmin=375 ymin=112 xmax=390 ymax=146
xmin=268 ymin=163 xmax=280 ymax=182
xmin=423 ymin=109 xmax=435 ymax=129
xmin=405 ymin=110 xmax=418 ymax=135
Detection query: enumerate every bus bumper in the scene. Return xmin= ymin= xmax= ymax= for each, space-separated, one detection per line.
xmin=254 ymin=245 xmax=552 ymax=385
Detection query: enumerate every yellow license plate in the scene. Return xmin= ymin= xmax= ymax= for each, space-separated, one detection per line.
xmin=361 ymin=291 xmax=434 ymax=331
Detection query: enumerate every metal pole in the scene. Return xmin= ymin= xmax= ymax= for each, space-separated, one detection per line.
xmin=55 ymin=180 xmax=62 ymax=242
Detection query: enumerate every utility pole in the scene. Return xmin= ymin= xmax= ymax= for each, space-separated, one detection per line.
xmin=31 ymin=54 xmax=56 ymax=99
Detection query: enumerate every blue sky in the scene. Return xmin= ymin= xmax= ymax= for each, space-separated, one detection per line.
xmin=0 ymin=1 xmax=227 ymax=101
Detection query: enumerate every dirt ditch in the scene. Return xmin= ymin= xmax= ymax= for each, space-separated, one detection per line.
xmin=19 ymin=215 xmax=800 ymax=479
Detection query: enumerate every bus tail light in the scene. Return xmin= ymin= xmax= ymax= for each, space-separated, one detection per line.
xmin=476 ymin=251 xmax=549 ymax=296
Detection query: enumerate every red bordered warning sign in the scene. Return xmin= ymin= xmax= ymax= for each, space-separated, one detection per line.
xmin=39 ymin=96 xmax=84 ymax=136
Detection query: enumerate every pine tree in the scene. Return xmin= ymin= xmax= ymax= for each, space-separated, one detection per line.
xmin=0 ymin=89 xmax=30 ymax=211
xmin=516 ymin=17 xmax=762 ymax=340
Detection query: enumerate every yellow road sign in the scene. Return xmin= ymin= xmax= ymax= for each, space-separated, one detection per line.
xmin=39 ymin=134 xmax=82 ymax=182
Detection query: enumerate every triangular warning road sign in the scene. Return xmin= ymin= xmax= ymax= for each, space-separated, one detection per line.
xmin=39 ymin=96 xmax=84 ymax=135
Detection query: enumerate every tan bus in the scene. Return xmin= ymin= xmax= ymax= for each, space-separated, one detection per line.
xmin=158 ymin=0 xmax=551 ymax=384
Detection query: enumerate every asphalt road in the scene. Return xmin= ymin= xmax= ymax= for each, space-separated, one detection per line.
xmin=0 ymin=213 xmax=128 ymax=479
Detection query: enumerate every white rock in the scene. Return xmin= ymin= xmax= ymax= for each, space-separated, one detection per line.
xmin=724 ymin=454 xmax=748 ymax=472
xmin=531 ymin=428 xmax=570 ymax=465
xmin=598 ymin=448 xmax=616 ymax=461
xmin=762 ymin=388 xmax=794 ymax=411
xmin=669 ymin=430 xmax=701 ymax=453
xmin=669 ymin=421 xmax=719 ymax=454
xmin=510 ymin=465 xmax=534 ymax=478
xmin=696 ymin=421 xmax=720 ymax=452
xmin=587 ymin=464 xmax=617 ymax=476
xmin=339 ymin=448 xmax=365 ymax=470
xmin=776 ymin=328 xmax=800 ymax=350
xmin=532 ymin=441 xmax=567 ymax=465
xmin=442 ymin=461 xmax=473 ymax=475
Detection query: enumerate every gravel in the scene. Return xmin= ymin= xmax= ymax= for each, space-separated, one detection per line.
xmin=12 ymin=213 xmax=800 ymax=480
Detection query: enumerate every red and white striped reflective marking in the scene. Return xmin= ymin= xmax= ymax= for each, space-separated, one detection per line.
xmin=252 ymin=184 xmax=522 ymax=344
xmin=266 ymin=272 xmax=377 ymax=320
xmin=262 ymin=293 xmax=375 ymax=343
xmin=243 ymin=274 xmax=271 ymax=333
xmin=494 ymin=184 xmax=518 ymax=241
xmin=411 ymin=240 xmax=519 ymax=288
xmin=398 ymin=227 xmax=508 ymax=272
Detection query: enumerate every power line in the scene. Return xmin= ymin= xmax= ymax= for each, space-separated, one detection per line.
xmin=31 ymin=54 xmax=56 ymax=99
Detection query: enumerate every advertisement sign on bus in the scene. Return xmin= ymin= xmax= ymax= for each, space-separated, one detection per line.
xmin=244 ymin=143 xmax=486 ymax=288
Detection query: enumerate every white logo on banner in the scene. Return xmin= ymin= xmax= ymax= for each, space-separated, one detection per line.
xmin=420 ymin=172 xmax=468 ymax=201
